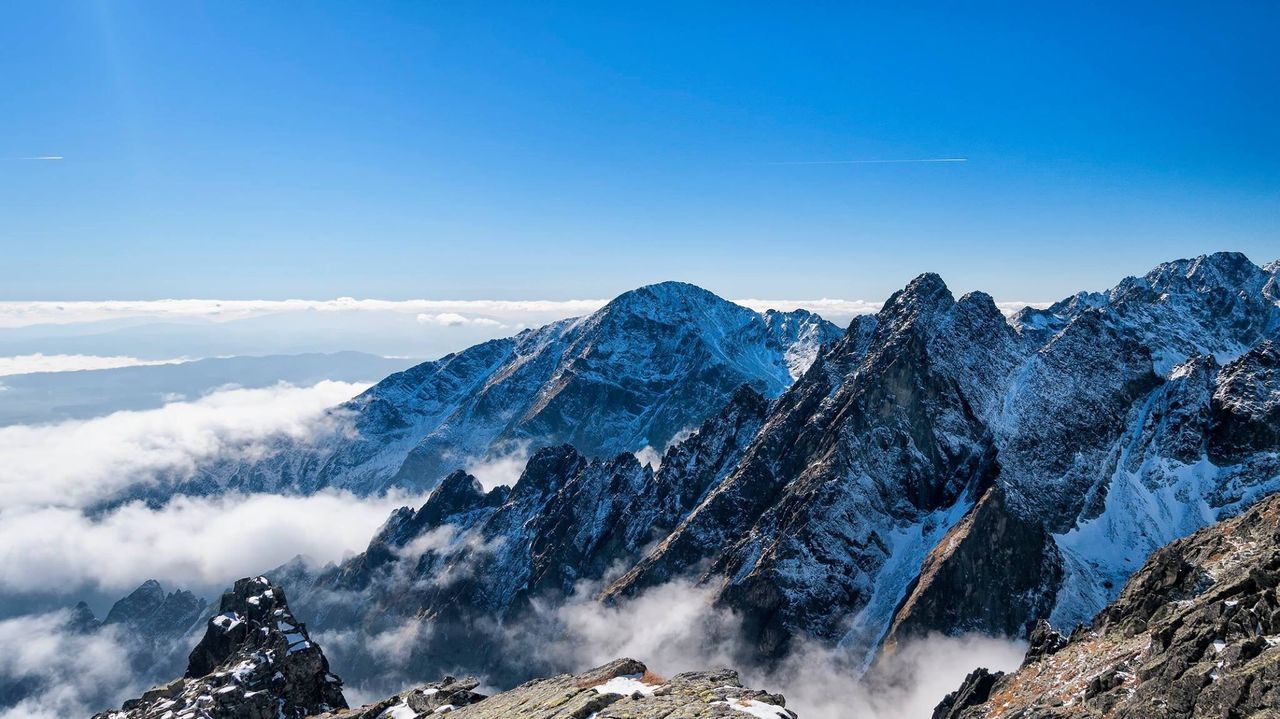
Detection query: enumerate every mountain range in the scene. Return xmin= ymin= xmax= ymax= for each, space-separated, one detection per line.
xmin=176 ymin=282 xmax=840 ymax=497
xmin=183 ymin=251 xmax=1278 ymax=694
xmin=41 ymin=251 xmax=1280 ymax=716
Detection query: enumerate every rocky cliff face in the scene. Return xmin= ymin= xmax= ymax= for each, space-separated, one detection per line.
xmin=933 ymin=490 xmax=1280 ymax=719
xmin=94 ymin=576 xmax=346 ymax=719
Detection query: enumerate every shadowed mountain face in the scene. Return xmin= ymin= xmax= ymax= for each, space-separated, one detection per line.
xmin=259 ymin=252 xmax=1280 ymax=692
xmin=933 ymin=491 xmax=1280 ymax=719
xmin=188 ymin=282 xmax=840 ymax=497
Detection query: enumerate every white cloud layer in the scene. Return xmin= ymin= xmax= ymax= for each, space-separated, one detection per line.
xmin=0 ymin=611 xmax=138 ymax=719
xmin=416 ymin=312 xmax=505 ymax=328
xmin=525 ymin=579 xmax=1025 ymax=719
xmin=0 ymin=490 xmax=422 ymax=595
xmin=0 ymin=380 xmax=366 ymax=510
xmin=0 ymin=298 xmax=610 ymax=328
xmin=0 ymin=353 xmax=189 ymax=377
xmin=0 ymin=296 xmax=1047 ymax=330
xmin=464 ymin=442 xmax=533 ymax=491
xmin=0 ymin=379 xmax=429 ymax=596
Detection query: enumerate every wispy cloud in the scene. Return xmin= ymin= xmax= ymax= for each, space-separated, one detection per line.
xmin=760 ymin=157 xmax=968 ymax=166
xmin=416 ymin=312 xmax=505 ymax=328
xmin=0 ymin=295 xmax=1044 ymax=330
xmin=504 ymin=575 xmax=1025 ymax=719
xmin=0 ymin=353 xmax=189 ymax=377
xmin=0 ymin=298 xmax=609 ymax=328
xmin=464 ymin=441 xmax=533 ymax=491
xmin=0 ymin=611 xmax=139 ymax=719
xmin=0 ymin=490 xmax=424 ymax=595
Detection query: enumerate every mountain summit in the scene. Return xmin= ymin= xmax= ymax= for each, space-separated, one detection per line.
xmin=188 ymin=282 xmax=839 ymax=497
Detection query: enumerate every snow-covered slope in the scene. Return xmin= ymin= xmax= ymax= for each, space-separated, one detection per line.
xmin=190 ymin=282 xmax=839 ymax=497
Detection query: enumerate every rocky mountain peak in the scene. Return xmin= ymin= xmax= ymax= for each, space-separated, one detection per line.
xmin=103 ymin=578 xmax=206 ymax=636
xmin=599 ymin=280 xmax=728 ymax=319
xmin=418 ymin=470 xmax=489 ymax=519
xmin=68 ymin=600 xmax=101 ymax=633
xmin=204 ymin=278 xmax=837 ymax=499
xmin=509 ymin=444 xmax=592 ymax=497
xmin=955 ymin=289 xmax=1000 ymax=316
xmin=1174 ymin=250 xmax=1261 ymax=287
xmin=94 ymin=576 xmax=346 ymax=719
xmin=883 ymin=272 xmax=955 ymax=317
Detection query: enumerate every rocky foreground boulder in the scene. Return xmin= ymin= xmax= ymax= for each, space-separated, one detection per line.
xmin=93 ymin=576 xmax=346 ymax=719
xmin=95 ymin=576 xmax=796 ymax=719
xmin=933 ymin=491 xmax=1280 ymax=718
xmin=324 ymin=658 xmax=796 ymax=719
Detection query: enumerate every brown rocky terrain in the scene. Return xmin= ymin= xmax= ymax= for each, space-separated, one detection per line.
xmin=95 ymin=576 xmax=797 ymax=719
xmin=934 ymin=491 xmax=1280 ymax=718
xmin=324 ymin=658 xmax=796 ymax=719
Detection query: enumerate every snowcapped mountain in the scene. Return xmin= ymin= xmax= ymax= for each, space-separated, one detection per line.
xmin=194 ymin=282 xmax=839 ymax=497
xmin=266 ymin=252 xmax=1279 ymax=691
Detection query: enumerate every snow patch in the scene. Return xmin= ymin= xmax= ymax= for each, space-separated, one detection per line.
xmin=593 ymin=674 xmax=658 ymax=697
xmin=715 ymin=697 xmax=791 ymax=718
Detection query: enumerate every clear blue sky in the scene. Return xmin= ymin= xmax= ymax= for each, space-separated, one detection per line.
xmin=2 ymin=1 xmax=1277 ymax=302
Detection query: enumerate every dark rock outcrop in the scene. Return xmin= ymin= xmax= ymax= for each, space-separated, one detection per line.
xmin=94 ymin=576 xmax=346 ymax=719
xmin=932 ymin=668 xmax=1003 ymax=719
xmin=881 ymin=485 xmax=1063 ymax=653
xmin=938 ymin=491 xmax=1280 ymax=718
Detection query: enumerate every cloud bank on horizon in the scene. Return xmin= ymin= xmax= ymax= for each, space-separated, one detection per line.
xmin=0 ymin=295 xmax=1045 ymax=329
xmin=0 ymin=353 xmax=190 ymax=377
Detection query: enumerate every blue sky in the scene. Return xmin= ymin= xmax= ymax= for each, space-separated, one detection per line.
xmin=2 ymin=1 xmax=1277 ymax=303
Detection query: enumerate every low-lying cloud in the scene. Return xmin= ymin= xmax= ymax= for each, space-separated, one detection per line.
xmin=0 ymin=490 xmax=425 ymax=596
xmin=0 ymin=296 xmax=1048 ymax=331
xmin=0 ymin=380 xmax=366 ymax=510
xmin=0 ymin=379 xmax=430 ymax=597
xmin=0 ymin=354 xmax=190 ymax=377
xmin=0 ymin=298 xmax=611 ymax=328
xmin=0 ymin=610 xmax=138 ymax=719
xmin=503 ymin=578 xmax=1025 ymax=719
xmin=464 ymin=442 xmax=533 ymax=491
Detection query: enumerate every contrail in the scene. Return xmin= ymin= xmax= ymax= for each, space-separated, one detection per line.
xmin=761 ymin=157 xmax=967 ymax=166
xmin=15 ymin=156 xmax=64 ymax=161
